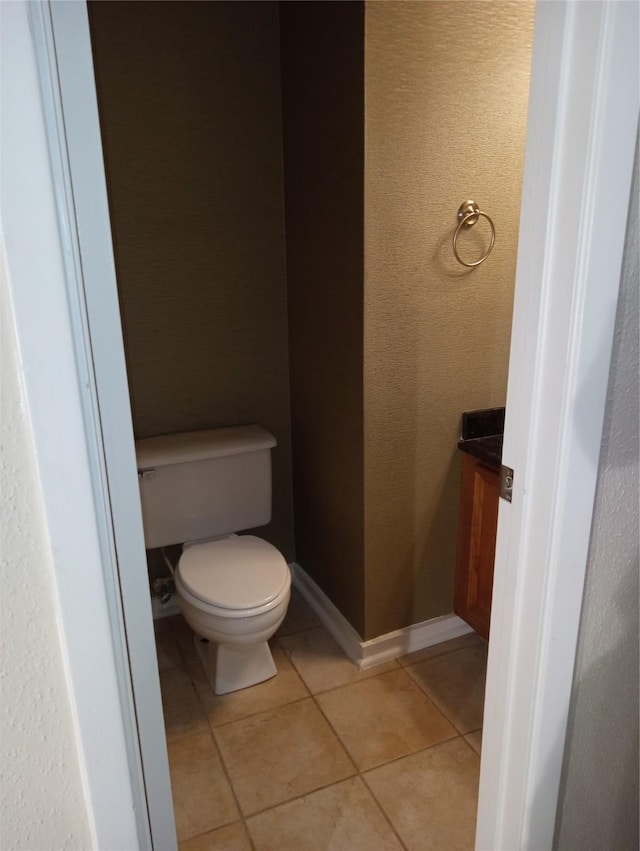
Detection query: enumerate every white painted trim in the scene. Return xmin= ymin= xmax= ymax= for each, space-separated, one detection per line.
xmin=290 ymin=564 xmax=363 ymax=665
xmin=2 ymin=3 xmax=145 ymax=848
xmin=24 ymin=2 xmax=177 ymax=848
xmin=291 ymin=564 xmax=473 ymax=669
xmin=477 ymin=3 xmax=639 ymax=849
xmin=360 ymin=614 xmax=473 ymax=669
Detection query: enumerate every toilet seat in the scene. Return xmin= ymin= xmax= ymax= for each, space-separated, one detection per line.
xmin=177 ymin=535 xmax=290 ymax=617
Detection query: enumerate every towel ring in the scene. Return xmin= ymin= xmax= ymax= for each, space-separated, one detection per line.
xmin=452 ymin=200 xmax=495 ymax=267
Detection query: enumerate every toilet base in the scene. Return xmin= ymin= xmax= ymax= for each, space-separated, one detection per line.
xmin=194 ymin=634 xmax=278 ymax=695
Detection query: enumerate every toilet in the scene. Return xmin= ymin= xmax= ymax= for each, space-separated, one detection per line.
xmin=136 ymin=424 xmax=291 ymax=695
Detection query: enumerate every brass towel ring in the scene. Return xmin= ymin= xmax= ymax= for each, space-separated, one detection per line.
xmin=452 ymin=200 xmax=496 ymax=267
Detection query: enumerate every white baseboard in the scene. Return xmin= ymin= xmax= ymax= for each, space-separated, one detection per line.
xmin=151 ymin=595 xmax=181 ymax=620
xmin=290 ymin=563 xmax=362 ymax=665
xmin=359 ymin=612 xmax=473 ymax=668
xmin=290 ymin=563 xmax=473 ymax=669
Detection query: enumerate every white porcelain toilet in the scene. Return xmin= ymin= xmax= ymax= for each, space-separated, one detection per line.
xmin=136 ymin=425 xmax=291 ymax=695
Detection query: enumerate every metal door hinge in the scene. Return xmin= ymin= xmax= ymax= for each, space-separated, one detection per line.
xmin=500 ymin=464 xmax=514 ymax=502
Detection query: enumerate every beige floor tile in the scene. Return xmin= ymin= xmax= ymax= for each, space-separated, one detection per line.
xmin=160 ymin=666 xmax=209 ymax=742
xmin=214 ymin=697 xmax=355 ymax=815
xmin=168 ymin=732 xmax=239 ymax=841
xmin=398 ymin=633 xmax=483 ymax=667
xmin=464 ymin=729 xmax=482 ymax=756
xmin=155 ymin=618 xmax=183 ymax=670
xmin=276 ymin=588 xmax=321 ymax=637
xmin=189 ymin=643 xmax=309 ymax=727
xmin=169 ymin=614 xmax=201 ymax=663
xmin=364 ymin=738 xmax=480 ymax=851
xmin=247 ymin=776 xmax=403 ymax=851
xmin=316 ymin=668 xmax=457 ymax=770
xmin=405 ymin=643 xmax=488 ymax=733
xmin=178 ymin=822 xmax=251 ymax=851
xmin=279 ymin=626 xmax=398 ymax=694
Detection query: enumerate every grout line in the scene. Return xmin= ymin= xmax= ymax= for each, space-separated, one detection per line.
xmin=243 ymin=773 xmax=360 ymax=821
xmin=206 ymin=717 xmax=257 ymax=850
xmin=461 ymin=728 xmax=483 ymax=758
xmin=302 ymin=661 xmax=402 ymax=698
xmin=398 ymin=674 xmax=470 ymax=738
xmin=360 ymin=730 xmax=462 ymax=777
xmin=181 ymin=822 xmax=257 ymax=851
xmin=275 ymin=628 xmax=401 ymax=698
xmin=169 ymin=728 xmax=243 ymax=845
xmin=203 ymin=690 xmax=361 ymax=820
xmin=359 ymin=772 xmax=410 ymax=851
xmin=400 ymin=643 xmax=487 ymax=674
xmin=402 ymin=665 xmax=485 ymax=736
xmin=164 ymin=627 xmax=256 ymax=848
xmin=204 ymin=694 xmax=313 ymax=732
xmin=284 ymin=651 xmax=409 ymax=851
xmin=304 ymin=666 xmax=464 ymax=776
xmin=275 ymin=626 xmax=467 ymax=771
xmin=244 ymin=820 xmax=258 ymax=851
xmin=397 ymin=637 xmax=483 ymax=667
xmin=179 ymin=816 xmax=241 ymax=847
xmin=309 ymin=690 xmax=360 ymax=774
xmin=183 ymin=652 xmax=312 ymax=731
xmin=200 ymin=687 xmax=313 ymax=730
xmin=306 ymin=673 xmax=411 ymax=851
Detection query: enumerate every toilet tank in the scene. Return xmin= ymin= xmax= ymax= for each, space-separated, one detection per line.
xmin=135 ymin=425 xmax=276 ymax=550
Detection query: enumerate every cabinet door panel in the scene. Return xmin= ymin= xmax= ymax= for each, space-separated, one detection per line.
xmin=454 ymin=454 xmax=499 ymax=639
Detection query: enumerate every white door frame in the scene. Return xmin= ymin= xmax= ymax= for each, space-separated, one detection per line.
xmin=13 ymin=0 xmax=638 ymax=848
xmin=7 ymin=1 xmax=177 ymax=848
xmin=477 ymin=3 xmax=637 ymax=848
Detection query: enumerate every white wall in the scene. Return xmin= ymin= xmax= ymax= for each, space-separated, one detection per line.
xmin=554 ymin=134 xmax=639 ymax=849
xmin=1 ymin=3 xmax=145 ymax=847
xmin=0 ymin=5 xmax=93 ymax=844
xmin=0 ymin=262 xmax=92 ymax=849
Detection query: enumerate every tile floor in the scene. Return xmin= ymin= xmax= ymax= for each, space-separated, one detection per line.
xmin=155 ymin=590 xmax=487 ymax=851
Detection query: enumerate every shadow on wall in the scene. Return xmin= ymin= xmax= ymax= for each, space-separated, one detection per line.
xmin=552 ymin=140 xmax=639 ymax=849
xmin=550 ymin=565 xmax=640 ymax=850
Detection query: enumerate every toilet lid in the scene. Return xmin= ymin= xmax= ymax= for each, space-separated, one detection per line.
xmin=178 ymin=535 xmax=290 ymax=611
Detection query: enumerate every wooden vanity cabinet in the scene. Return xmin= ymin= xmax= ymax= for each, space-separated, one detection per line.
xmin=454 ymin=453 xmax=500 ymax=640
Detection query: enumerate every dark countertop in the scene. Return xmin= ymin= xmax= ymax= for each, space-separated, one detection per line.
xmin=457 ymin=407 xmax=504 ymax=471
xmin=457 ymin=434 xmax=503 ymax=470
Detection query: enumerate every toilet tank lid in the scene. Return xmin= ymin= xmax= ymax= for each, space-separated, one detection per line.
xmin=135 ymin=425 xmax=276 ymax=469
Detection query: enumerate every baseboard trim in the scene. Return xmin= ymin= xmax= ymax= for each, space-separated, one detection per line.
xmin=290 ymin=563 xmax=362 ymax=665
xmin=359 ymin=612 xmax=474 ymax=668
xmin=290 ymin=563 xmax=473 ymax=669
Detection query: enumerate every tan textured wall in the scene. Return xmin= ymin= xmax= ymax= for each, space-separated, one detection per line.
xmin=364 ymin=1 xmax=535 ymax=637
xmin=89 ymin=1 xmax=294 ymax=558
xmin=280 ymin=2 xmax=366 ymax=635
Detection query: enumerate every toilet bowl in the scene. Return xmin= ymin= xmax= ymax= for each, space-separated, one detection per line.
xmin=136 ymin=424 xmax=291 ymax=695
xmin=175 ymin=534 xmax=291 ymax=694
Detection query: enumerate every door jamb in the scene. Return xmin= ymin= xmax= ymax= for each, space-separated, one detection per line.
xmin=477 ymin=3 xmax=638 ymax=848
xmin=24 ymin=1 xmax=177 ymax=847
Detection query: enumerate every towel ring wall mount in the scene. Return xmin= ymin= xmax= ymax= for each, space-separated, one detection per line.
xmin=452 ymin=200 xmax=496 ymax=267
